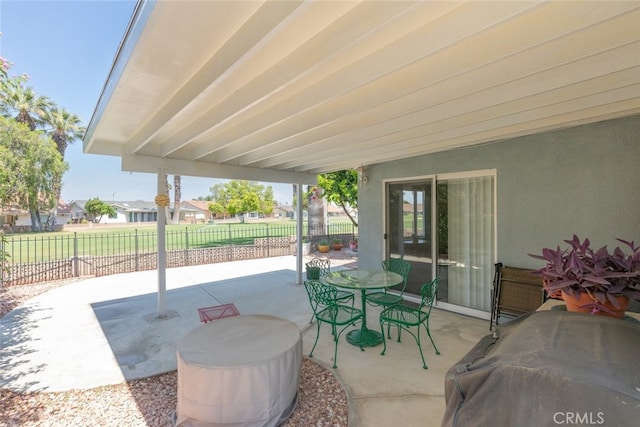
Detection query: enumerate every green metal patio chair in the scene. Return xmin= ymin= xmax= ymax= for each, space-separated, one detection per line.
xmin=305 ymin=257 xmax=331 ymax=280
xmin=304 ymin=280 xmax=364 ymax=368
xmin=366 ymin=258 xmax=411 ymax=337
xmin=305 ymin=257 xmax=354 ymax=324
xmin=379 ymin=278 xmax=440 ymax=369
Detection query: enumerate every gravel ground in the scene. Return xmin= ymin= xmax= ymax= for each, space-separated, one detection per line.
xmin=0 ymin=252 xmax=355 ymax=426
xmin=0 ymin=358 xmax=347 ymax=427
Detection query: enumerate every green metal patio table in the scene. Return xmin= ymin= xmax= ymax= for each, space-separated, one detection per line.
xmin=324 ymin=269 xmax=403 ymax=347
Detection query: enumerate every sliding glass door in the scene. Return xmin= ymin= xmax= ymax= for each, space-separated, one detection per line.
xmin=385 ymin=171 xmax=495 ymax=313
xmin=386 ymin=181 xmax=434 ymax=296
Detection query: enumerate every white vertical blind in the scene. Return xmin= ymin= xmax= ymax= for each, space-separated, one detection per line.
xmin=447 ymin=175 xmax=494 ymax=311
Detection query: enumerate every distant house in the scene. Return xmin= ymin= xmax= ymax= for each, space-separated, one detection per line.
xmin=272 ymin=205 xmax=294 ymax=219
xmin=112 ymin=201 xmax=160 ymax=223
xmin=180 ymin=200 xmax=213 ymax=223
xmin=69 ymin=201 xmax=87 ymax=224
xmin=68 ymin=200 xmax=160 ymax=224
xmin=403 ymin=202 xmax=423 ymax=215
xmin=0 ymin=200 xmax=71 ymax=232
xmin=327 ymin=203 xmax=357 ymax=219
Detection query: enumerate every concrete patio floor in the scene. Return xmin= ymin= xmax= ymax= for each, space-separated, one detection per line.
xmin=0 ymin=256 xmax=488 ymax=426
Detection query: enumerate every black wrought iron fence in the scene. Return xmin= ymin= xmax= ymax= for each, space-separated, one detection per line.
xmin=0 ymin=222 xmax=357 ymax=287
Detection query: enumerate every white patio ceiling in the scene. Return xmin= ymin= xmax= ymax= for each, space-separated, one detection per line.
xmin=83 ymin=0 xmax=640 ymax=185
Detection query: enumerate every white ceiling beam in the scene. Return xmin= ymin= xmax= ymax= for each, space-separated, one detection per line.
xmin=121 ymin=154 xmax=317 ymax=185
xmin=205 ymin=4 xmax=639 ymax=165
xmin=84 ymin=0 xmax=640 ymax=179
xmin=158 ymin=0 xmax=360 ymax=158
xmin=189 ymin=0 xmax=539 ymax=162
xmin=236 ymin=43 xmax=640 ymax=169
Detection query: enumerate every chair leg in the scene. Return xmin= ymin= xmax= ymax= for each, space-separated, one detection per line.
xmin=396 ymin=311 xmax=404 ymax=342
xmin=381 ymin=305 xmax=399 ymax=340
xmin=309 ymin=321 xmax=321 ymax=358
xmin=332 ymin=324 xmax=362 ymax=369
xmin=379 ymin=318 xmax=388 ymax=356
xmin=423 ymin=321 xmax=440 ymax=355
xmin=332 ymin=330 xmax=350 ymax=368
xmin=416 ymin=328 xmax=428 ymax=369
xmin=308 ymin=302 xmax=317 ymax=324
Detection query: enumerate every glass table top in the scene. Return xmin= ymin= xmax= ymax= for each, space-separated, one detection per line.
xmin=324 ymin=269 xmax=403 ymax=290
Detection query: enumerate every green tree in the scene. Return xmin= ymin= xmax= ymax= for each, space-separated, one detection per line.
xmin=84 ymin=197 xmax=116 ymax=223
xmin=0 ymin=117 xmax=67 ymax=231
xmin=317 ymin=169 xmax=359 ymax=226
xmin=1 ymin=80 xmax=51 ymax=131
xmin=207 ymin=201 xmax=223 ymax=220
xmin=0 ymin=56 xmax=8 ymax=80
xmin=210 ymin=180 xmax=274 ymax=222
xmin=261 ymin=186 xmax=275 ymax=217
xmin=44 ymin=107 xmax=85 ymax=157
xmin=0 ymin=60 xmax=26 ymax=113
xmin=209 ymin=183 xmax=231 ymax=219
xmin=1 ymin=56 xmax=84 ymax=231
xmin=1 ymin=233 xmax=10 ymax=275
xmin=42 ymin=107 xmax=85 ymax=230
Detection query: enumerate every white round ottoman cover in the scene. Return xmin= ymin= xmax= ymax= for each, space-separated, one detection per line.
xmin=175 ymin=314 xmax=302 ymax=427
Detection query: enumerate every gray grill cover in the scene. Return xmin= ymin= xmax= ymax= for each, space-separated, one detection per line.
xmin=442 ymin=310 xmax=640 ymax=427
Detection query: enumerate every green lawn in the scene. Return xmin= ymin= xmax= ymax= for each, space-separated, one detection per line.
xmin=2 ymin=219 xmax=357 ymax=264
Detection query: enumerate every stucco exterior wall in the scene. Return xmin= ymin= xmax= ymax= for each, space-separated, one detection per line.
xmin=359 ymin=115 xmax=640 ymax=271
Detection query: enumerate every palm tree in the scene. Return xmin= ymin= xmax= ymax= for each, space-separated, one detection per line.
xmin=0 ymin=58 xmax=7 ymax=79
xmin=1 ymin=81 xmax=51 ymax=130
xmin=0 ymin=81 xmax=52 ymax=230
xmin=42 ymin=107 xmax=85 ymax=230
xmin=45 ymin=107 xmax=85 ymax=156
xmin=0 ymin=56 xmax=12 ymax=103
xmin=173 ymin=174 xmax=181 ymax=224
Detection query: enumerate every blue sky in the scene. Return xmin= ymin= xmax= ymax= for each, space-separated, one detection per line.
xmin=0 ymin=0 xmax=294 ymax=205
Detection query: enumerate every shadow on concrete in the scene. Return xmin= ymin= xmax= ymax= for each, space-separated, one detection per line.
xmin=89 ymin=268 xmax=310 ymax=426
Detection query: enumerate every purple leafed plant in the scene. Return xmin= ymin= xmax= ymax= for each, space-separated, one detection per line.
xmin=530 ymin=235 xmax=640 ymax=314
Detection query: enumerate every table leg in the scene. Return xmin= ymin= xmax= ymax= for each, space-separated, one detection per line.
xmin=345 ymin=289 xmax=383 ymax=347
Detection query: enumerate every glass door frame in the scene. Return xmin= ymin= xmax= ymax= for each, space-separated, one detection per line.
xmin=383 ymin=169 xmax=497 ymax=319
xmin=384 ymin=176 xmax=436 ymax=298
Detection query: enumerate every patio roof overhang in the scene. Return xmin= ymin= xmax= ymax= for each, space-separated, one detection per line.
xmin=81 ymin=0 xmax=640 ymax=318
xmin=83 ymin=0 xmax=640 ymax=183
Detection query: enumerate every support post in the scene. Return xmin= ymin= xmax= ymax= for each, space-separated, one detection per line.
xmin=156 ymin=170 xmax=167 ymax=318
xmin=296 ymin=183 xmax=303 ymax=284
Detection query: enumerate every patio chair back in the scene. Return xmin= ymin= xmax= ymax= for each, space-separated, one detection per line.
xmin=379 ymin=278 xmax=440 ymax=369
xmin=418 ymin=277 xmax=438 ymax=315
xmin=304 ymin=280 xmax=363 ymax=368
xmin=381 ymin=258 xmax=411 ymax=294
xmin=305 ymin=257 xmax=331 ymax=280
xmin=305 ymin=279 xmax=338 ymax=308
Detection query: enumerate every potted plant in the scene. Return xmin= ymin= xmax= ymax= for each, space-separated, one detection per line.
xmin=332 ymin=238 xmax=343 ymax=251
xmin=349 ymin=238 xmax=358 ymax=251
xmin=530 ymin=235 xmax=640 ymax=318
xmin=317 ymin=238 xmax=330 ymax=253
xmin=301 ymin=237 xmax=311 ymax=256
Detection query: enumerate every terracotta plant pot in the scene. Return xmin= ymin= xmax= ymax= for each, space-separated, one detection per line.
xmin=561 ymin=290 xmax=629 ymax=319
xmin=332 ymin=243 xmax=342 ymax=251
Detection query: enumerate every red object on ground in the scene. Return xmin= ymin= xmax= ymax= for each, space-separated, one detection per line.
xmin=198 ymin=303 xmax=240 ymax=323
